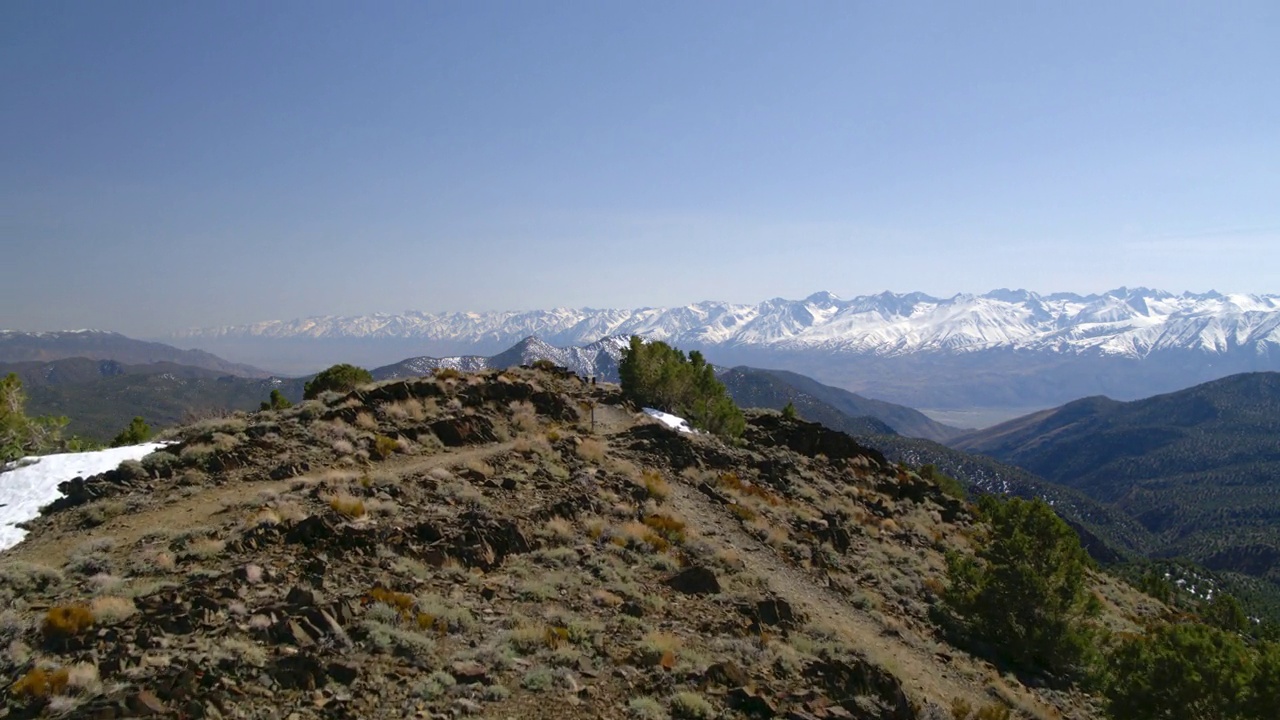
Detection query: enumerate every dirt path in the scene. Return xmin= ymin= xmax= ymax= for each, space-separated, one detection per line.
xmin=4 ymin=441 xmax=518 ymax=571
xmin=660 ymin=475 xmax=991 ymax=710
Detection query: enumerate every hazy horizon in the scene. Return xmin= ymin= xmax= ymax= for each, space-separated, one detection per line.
xmin=4 ymin=1 xmax=1278 ymax=337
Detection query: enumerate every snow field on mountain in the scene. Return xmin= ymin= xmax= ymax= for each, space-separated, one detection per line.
xmin=178 ymin=289 xmax=1280 ymax=360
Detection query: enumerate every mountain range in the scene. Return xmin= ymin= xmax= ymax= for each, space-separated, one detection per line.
xmin=171 ymin=288 xmax=1280 ymax=409
xmin=175 ymin=288 xmax=1280 ymax=358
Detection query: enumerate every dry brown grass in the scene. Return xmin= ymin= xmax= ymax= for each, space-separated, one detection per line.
xmin=384 ymin=400 xmax=426 ymax=422
xmin=576 ymin=438 xmax=607 ymax=464
xmin=42 ymin=605 xmax=94 ymax=640
xmin=11 ymin=667 xmax=70 ymax=698
xmin=641 ymin=470 xmax=670 ymax=501
xmin=184 ymin=538 xmax=226 ymax=559
xmin=329 ymin=494 xmax=367 ymax=518
xmin=541 ymin=517 xmax=575 ymax=545
xmin=354 ymin=411 xmax=378 ymax=430
xmin=89 ymin=596 xmax=136 ymax=624
xmin=367 ymin=586 xmax=416 ymax=615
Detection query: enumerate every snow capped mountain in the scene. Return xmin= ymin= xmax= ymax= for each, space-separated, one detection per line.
xmin=178 ymin=289 xmax=1280 ymax=360
xmin=372 ymin=336 xmax=631 ymax=382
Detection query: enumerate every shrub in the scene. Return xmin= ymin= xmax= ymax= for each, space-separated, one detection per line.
xmin=304 ymin=364 xmax=373 ymax=400
xmin=521 ymin=666 xmax=555 ymax=691
xmin=367 ymin=587 xmax=415 ymax=616
xmin=1102 ymin=621 xmax=1257 ymax=720
xmin=434 ymin=367 xmax=462 ymax=381
xmin=110 ymin=416 xmax=152 ymax=447
xmin=629 ymin=696 xmax=668 ymax=720
xmin=42 ymin=605 xmax=95 ymax=640
xmin=372 ymin=435 xmax=398 ymax=460
xmin=12 ymin=667 xmax=70 ymax=698
xmin=781 ymin=401 xmax=798 ymax=420
xmin=944 ymin=495 xmax=1097 ymax=675
xmin=260 ymin=389 xmax=293 ymax=411
xmin=670 ymin=691 xmax=715 ymax=719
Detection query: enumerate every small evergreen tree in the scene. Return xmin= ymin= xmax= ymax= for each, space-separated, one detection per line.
xmin=944 ymin=495 xmax=1098 ymax=675
xmin=1103 ymin=621 xmax=1255 ymax=720
xmin=1 ymin=373 xmax=68 ymax=463
xmin=110 ymin=417 xmax=152 ymax=447
xmin=618 ymin=337 xmax=744 ymax=438
xmin=303 ymin=364 xmax=374 ymax=400
xmin=260 ymin=388 xmax=293 ymax=411
xmin=781 ymin=401 xmax=798 ymax=420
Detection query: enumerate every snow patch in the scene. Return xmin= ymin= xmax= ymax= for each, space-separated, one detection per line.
xmin=642 ymin=408 xmax=696 ymax=434
xmin=0 ymin=443 xmax=167 ymax=551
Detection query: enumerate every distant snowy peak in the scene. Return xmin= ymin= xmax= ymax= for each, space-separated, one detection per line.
xmin=372 ymin=336 xmax=630 ymax=381
xmin=180 ymin=290 xmax=1280 ymax=360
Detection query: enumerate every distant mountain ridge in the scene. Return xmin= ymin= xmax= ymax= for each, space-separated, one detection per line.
xmin=371 ymin=336 xmax=630 ymax=382
xmin=0 ymin=330 xmax=269 ymax=378
xmin=952 ymin=372 xmax=1280 ymax=587
xmin=176 ymin=288 xmax=1280 ymax=359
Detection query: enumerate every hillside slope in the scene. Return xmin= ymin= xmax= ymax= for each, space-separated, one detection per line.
xmin=1 ymin=358 xmax=303 ymax=442
xmin=0 ymin=367 xmax=1154 ymax=719
xmin=727 ymin=367 xmax=965 ymax=442
xmin=952 ymin=372 xmax=1280 ymax=583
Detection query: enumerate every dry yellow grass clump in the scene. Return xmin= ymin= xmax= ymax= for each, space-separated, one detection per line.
xmin=329 ymin=493 xmax=367 ymax=518
xmin=42 ymin=605 xmax=94 ymax=640
xmin=11 ymin=667 xmax=70 ymax=698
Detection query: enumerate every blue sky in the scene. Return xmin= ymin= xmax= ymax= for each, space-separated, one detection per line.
xmin=2 ymin=1 xmax=1277 ymax=336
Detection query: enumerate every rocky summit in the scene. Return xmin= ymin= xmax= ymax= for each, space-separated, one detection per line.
xmin=0 ymin=366 xmax=1154 ymax=719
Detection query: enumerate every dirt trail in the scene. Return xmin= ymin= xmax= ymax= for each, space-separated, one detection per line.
xmin=660 ymin=475 xmax=990 ymax=710
xmin=5 ymin=441 xmax=517 ymax=571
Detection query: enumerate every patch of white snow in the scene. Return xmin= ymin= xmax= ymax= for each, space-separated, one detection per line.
xmin=0 ymin=443 xmax=167 ymax=551
xmin=642 ymin=408 xmax=696 ymax=434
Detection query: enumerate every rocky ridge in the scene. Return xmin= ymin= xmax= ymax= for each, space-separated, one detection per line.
xmin=0 ymin=366 xmax=1153 ymax=719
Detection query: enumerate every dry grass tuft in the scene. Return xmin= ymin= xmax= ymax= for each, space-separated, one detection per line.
xmin=89 ymin=596 xmax=136 ymax=625
xmin=464 ymin=459 xmax=494 ymax=477
xmin=718 ymin=472 xmax=783 ymax=506
xmin=641 ymin=470 xmax=670 ymax=501
xmin=42 ymin=605 xmax=94 ymax=640
xmin=12 ymin=667 xmax=70 ymax=698
xmin=541 ymin=517 xmax=575 ymax=545
xmin=372 ymin=435 xmax=399 ymax=459
xmin=329 ymin=494 xmax=367 ymax=518
xmin=576 ymin=438 xmax=607 ymax=464
xmin=367 ymin=587 xmax=415 ymax=616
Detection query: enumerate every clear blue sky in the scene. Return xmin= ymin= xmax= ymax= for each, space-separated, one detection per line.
xmin=3 ymin=1 xmax=1277 ymax=337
